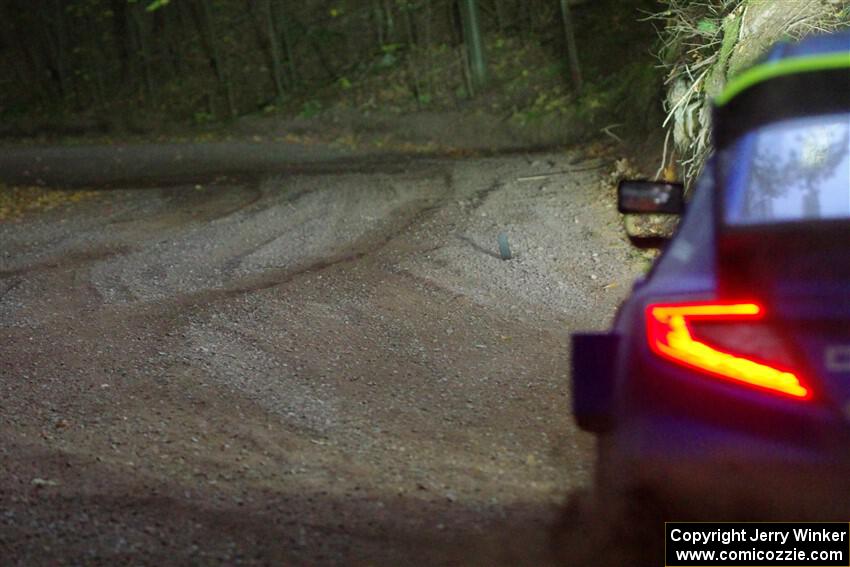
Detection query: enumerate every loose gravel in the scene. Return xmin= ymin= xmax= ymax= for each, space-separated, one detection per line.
xmin=0 ymin=147 xmax=643 ymax=566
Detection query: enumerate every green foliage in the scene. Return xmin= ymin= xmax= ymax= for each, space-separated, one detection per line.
xmin=193 ymin=111 xmax=215 ymax=125
xmin=299 ymin=100 xmax=323 ymax=118
xmin=697 ymin=19 xmax=718 ymax=34
xmin=377 ymin=44 xmax=403 ymax=68
xmin=379 ymin=52 xmax=399 ymax=68
xmin=145 ymin=0 xmax=171 ymax=12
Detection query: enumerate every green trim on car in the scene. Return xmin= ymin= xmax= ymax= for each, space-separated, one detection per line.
xmin=715 ymin=52 xmax=850 ymax=107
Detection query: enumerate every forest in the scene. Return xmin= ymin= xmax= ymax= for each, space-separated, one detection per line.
xmin=2 ymin=0 xmax=847 ymax=173
xmin=0 ymin=0 xmax=659 ymax=136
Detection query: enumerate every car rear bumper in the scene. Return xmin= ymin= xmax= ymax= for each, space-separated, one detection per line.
xmin=599 ymin=420 xmax=850 ymax=519
xmin=602 ymin=455 xmax=850 ymax=520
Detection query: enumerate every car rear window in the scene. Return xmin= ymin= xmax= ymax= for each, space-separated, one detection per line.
xmin=723 ymin=113 xmax=850 ymax=225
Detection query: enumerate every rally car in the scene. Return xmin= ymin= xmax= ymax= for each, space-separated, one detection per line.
xmin=572 ymin=31 xmax=850 ymax=517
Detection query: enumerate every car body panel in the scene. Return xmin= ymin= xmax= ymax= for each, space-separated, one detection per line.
xmin=572 ymin=31 xmax=850 ymax=513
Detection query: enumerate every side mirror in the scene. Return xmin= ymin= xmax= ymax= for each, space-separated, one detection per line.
xmin=617 ymin=180 xmax=684 ymax=215
xmin=617 ymin=180 xmax=685 ymax=249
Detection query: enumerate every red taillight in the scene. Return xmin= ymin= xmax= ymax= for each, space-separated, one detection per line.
xmin=646 ymin=301 xmax=810 ymax=400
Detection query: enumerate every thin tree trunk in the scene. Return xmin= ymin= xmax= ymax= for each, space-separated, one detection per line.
xmin=403 ymin=3 xmax=423 ymax=109
xmin=50 ymin=0 xmax=71 ymax=97
xmin=559 ymin=0 xmax=583 ymax=92
xmin=521 ymin=0 xmax=532 ymax=37
xmin=39 ymin=4 xmax=68 ymax=98
xmin=262 ymin=0 xmax=285 ymax=99
xmin=274 ymin=2 xmax=298 ymax=86
xmin=88 ymin=7 xmax=107 ymax=108
xmin=130 ymin=4 xmax=155 ymax=101
xmin=248 ymin=0 xmax=285 ymax=100
xmin=195 ymin=0 xmax=236 ymax=117
xmin=111 ymin=0 xmax=131 ymax=82
xmin=459 ymin=44 xmax=475 ymax=98
xmin=423 ymin=0 xmax=433 ymax=95
xmin=0 ymin=6 xmax=47 ymax=103
xmin=373 ymin=0 xmax=384 ymax=47
xmin=167 ymin=5 xmax=184 ymax=75
xmin=423 ymin=0 xmax=432 ymax=48
xmin=458 ymin=0 xmax=487 ymax=91
xmin=403 ymin=2 xmax=418 ymax=46
xmin=448 ymin=0 xmax=461 ymax=45
xmin=297 ymin=19 xmax=336 ymax=81
xmin=382 ymin=0 xmax=394 ymax=43
xmin=152 ymin=8 xmax=179 ymax=79
xmin=177 ymin=3 xmax=192 ymax=72
xmin=495 ymin=0 xmax=506 ymax=32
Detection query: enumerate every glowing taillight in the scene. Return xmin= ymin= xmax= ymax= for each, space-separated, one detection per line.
xmin=646 ymin=302 xmax=810 ymax=399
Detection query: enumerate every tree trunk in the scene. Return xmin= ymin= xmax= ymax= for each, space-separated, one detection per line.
xmin=193 ymin=0 xmax=236 ymax=117
xmin=458 ymin=0 xmax=487 ymax=92
xmin=111 ymin=0 xmax=131 ymax=82
xmin=373 ymin=0 xmax=384 ymax=47
xmin=130 ymin=3 xmax=155 ymax=101
xmin=559 ymin=0 xmax=583 ymax=92
xmin=38 ymin=2 xmax=69 ymax=98
xmin=262 ymin=0 xmax=286 ymax=99
xmin=273 ymin=2 xmax=298 ymax=86
xmin=50 ymin=0 xmax=71 ymax=97
xmin=403 ymin=2 xmax=423 ymax=108
xmin=494 ymin=0 xmax=506 ymax=32
xmin=248 ymin=0 xmax=285 ymax=100
xmin=403 ymin=2 xmax=419 ymax=46
xmin=382 ymin=0 xmax=395 ymax=43
xmin=0 ymin=5 xmax=48 ymax=103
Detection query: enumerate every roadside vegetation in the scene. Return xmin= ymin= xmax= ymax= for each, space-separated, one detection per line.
xmin=655 ymin=0 xmax=850 ymax=183
xmin=0 ymin=184 xmax=98 ymax=221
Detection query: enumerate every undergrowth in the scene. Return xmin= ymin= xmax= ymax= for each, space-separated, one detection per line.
xmin=652 ymin=0 xmax=850 ymax=185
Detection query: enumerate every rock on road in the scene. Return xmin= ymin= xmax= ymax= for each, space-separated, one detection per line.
xmin=0 ymin=142 xmax=644 ymax=566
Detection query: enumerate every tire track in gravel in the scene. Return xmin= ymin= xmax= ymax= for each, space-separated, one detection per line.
xmin=169 ymin=183 xmax=454 ymax=308
xmin=76 ymin=164 xmax=456 ymax=305
xmin=219 ymin=170 xmax=450 ymax=275
xmin=1 ymin=162 xmax=456 ymax=328
xmin=0 ymin=246 xmax=135 ymax=279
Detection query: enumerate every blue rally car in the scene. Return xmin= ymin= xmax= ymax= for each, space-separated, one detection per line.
xmin=572 ymin=31 xmax=850 ymax=517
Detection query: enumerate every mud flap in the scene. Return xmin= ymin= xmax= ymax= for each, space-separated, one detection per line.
xmin=571 ymin=333 xmax=620 ymax=433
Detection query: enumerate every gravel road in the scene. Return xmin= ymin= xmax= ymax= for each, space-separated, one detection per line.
xmin=0 ymin=144 xmax=644 ymax=566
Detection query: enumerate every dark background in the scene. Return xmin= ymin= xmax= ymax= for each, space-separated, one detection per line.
xmin=0 ymin=0 xmax=662 ymax=141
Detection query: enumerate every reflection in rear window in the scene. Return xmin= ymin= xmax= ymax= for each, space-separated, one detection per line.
xmin=725 ymin=114 xmax=850 ymax=225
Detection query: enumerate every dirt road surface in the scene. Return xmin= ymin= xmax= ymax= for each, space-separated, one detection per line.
xmin=0 ymin=144 xmax=644 ymax=566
